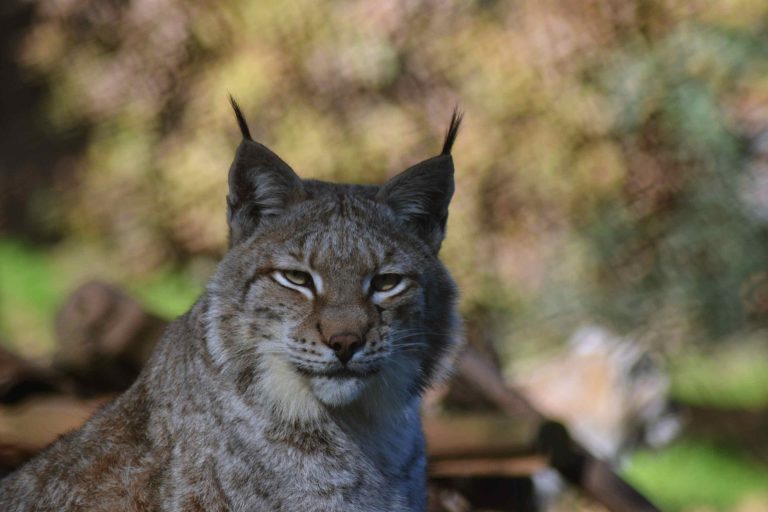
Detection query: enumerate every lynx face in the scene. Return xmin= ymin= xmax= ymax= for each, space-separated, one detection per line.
xmin=206 ymin=101 xmax=462 ymax=418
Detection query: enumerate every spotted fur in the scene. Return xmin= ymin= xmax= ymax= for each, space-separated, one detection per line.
xmin=0 ymin=103 xmax=464 ymax=511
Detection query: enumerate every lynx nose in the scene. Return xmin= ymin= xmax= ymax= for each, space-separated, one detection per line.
xmin=325 ymin=333 xmax=363 ymax=365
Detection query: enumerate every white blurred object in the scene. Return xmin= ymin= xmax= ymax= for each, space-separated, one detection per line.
xmin=515 ymin=325 xmax=680 ymax=461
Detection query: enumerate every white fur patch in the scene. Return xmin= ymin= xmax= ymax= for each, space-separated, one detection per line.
xmin=256 ymin=354 xmax=322 ymax=422
xmin=309 ymin=269 xmax=324 ymax=295
xmin=309 ymin=376 xmax=368 ymax=407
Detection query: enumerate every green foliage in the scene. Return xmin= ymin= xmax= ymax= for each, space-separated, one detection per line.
xmin=625 ymin=440 xmax=768 ymax=511
xmin=584 ymin=21 xmax=768 ymax=338
xmin=0 ymin=239 xmax=65 ymax=354
xmin=670 ymin=341 xmax=768 ymax=408
xmin=0 ymin=237 xmax=204 ymax=355
xmin=127 ymin=269 xmax=203 ymax=320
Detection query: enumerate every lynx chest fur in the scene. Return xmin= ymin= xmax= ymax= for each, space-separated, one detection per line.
xmin=0 ymin=102 xmax=464 ymax=512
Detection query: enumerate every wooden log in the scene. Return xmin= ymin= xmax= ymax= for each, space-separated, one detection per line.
xmin=581 ymin=455 xmax=660 ymax=512
xmin=453 ymin=350 xmax=661 ymax=512
xmin=0 ymin=394 xmax=111 ymax=448
xmin=429 ymin=456 xmax=547 ymax=478
xmin=454 ymin=348 xmax=541 ymax=418
xmin=54 ymin=281 xmax=166 ymax=392
xmin=0 ymin=345 xmax=69 ymax=404
xmin=0 ymin=393 xmax=112 ymax=475
xmin=536 ymin=420 xmax=660 ymax=512
xmin=424 ymin=414 xmax=539 ymax=460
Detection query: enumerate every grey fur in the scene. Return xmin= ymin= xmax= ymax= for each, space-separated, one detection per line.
xmin=0 ymin=105 xmax=464 ymax=511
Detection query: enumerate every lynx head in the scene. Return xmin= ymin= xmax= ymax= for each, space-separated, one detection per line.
xmin=205 ymin=99 xmax=463 ymax=421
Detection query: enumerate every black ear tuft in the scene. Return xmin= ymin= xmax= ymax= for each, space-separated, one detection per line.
xmin=378 ymin=108 xmax=462 ymax=252
xmin=441 ymin=107 xmax=463 ymax=156
xmin=229 ymin=94 xmax=253 ymax=141
xmin=225 ymin=102 xmax=304 ymax=246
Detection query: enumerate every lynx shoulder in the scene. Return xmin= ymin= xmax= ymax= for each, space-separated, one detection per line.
xmin=0 ymin=101 xmax=464 ymax=512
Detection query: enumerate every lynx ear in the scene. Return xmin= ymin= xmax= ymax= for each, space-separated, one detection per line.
xmin=227 ymin=98 xmax=304 ymax=246
xmin=376 ymin=109 xmax=461 ymax=253
xmin=377 ymin=155 xmax=455 ymax=252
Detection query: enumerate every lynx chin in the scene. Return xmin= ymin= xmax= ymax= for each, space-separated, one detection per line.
xmin=0 ymin=99 xmax=465 ymax=511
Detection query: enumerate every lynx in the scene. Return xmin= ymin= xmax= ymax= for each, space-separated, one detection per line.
xmin=0 ymin=100 xmax=464 ymax=511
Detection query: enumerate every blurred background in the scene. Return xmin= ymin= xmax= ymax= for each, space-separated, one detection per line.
xmin=2 ymin=0 xmax=768 ymax=509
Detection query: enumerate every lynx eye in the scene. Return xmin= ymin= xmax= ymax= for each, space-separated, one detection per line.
xmin=281 ymin=270 xmax=313 ymax=288
xmin=371 ymin=273 xmax=402 ymax=292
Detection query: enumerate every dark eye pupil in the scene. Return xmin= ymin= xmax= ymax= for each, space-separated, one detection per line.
xmin=372 ymin=274 xmax=401 ymax=292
